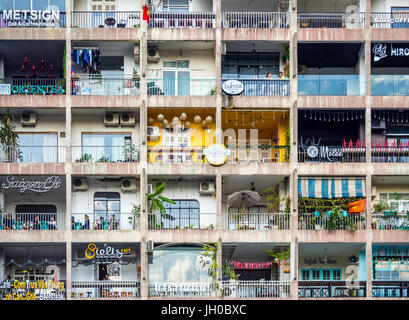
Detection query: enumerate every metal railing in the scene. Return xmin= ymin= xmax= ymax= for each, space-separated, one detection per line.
xmin=371 ymin=13 xmax=409 ymax=29
xmin=298 ymin=75 xmax=364 ymax=96
xmin=298 ymin=146 xmax=366 ymax=163
xmin=222 ymin=281 xmax=290 ymax=298
xmin=72 ymin=76 xmax=140 ymax=96
xmin=298 ymin=213 xmax=366 ymax=231
xmin=148 ymin=146 xmax=205 ymax=164
xmin=222 ymin=12 xmax=289 ymax=28
xmin=147 ymin=79 xmax=216 ymax=96
xmin=371 ymin=213 xmax=409 ymax=230
xmin=222 ymin=79 xmax=289 ymax=96
xmin=149 ymin=12 xmax=215 ymax=28
xmin=148 ymin=213 xmax=216 ymax=230
xmin=223 ymin=213 xmax=291 ymax=230
xmin=148 ymin=282 xmax=217 ymax=298
xmin=298 ymin=12 xmax=365 ymax=28
xmin=226 ymin=145 xmax=289 ymax=163
xmin=372 ymin=281 xmax=409 ymax=297
xmin=371 ymin=75 xmax=409 ymax=96
xmin=0 ymin=11 xmax=66 ymax=28
xmin=1 ymin=77 xmax=65 ymax=95
xmin=72 ymin=213 xmax=139 ymax=231
xmin=0 ymin=146 xmax=66 ymax=163
xmin=71 ymin=281 xmax=140 ymax=298
xmin=0 ymin=213 xmax=65 ymax=230
xmin=71 ymin=11 xmax=140 ymax=28
xmin=71 ymin=146 xmax=139 ymax=163
xmin=372 ymin=147 xmax=409 ymax=163
xmin=298 ymin=281 xmax=366 ymax=297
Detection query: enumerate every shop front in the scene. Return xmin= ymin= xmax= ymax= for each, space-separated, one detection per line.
xmin=298 ymin=177 xmax=366 ymax=231
xmin=0 ymin=243 xmax=66 ymax=300
xmin=0 ymin=175 xmax=66 ymax=231
xmin=222 ymin=243 xmax=291 ymax=298
xmin=298 ymin=243 xmax=366 ymax=298
xmin=71 ymin=243 xmax=140 ymax=299
xmin=372 ymin=245 xmax=409 ymax=297
xmin=148 ymin=243 xmax=216 ymax=298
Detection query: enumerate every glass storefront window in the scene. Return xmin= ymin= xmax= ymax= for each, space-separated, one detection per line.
xmin=18 ymin=133 xmax=58 ymax=163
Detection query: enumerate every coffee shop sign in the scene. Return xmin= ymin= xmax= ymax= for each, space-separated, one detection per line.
xmin=1 ymin=176 xmax=62 ymax=194
xmin=304 ymin=257 xmax=337 ymax=266
xmin=2 ymin=9 xmax=60 ymax=27
xmin=222 ymin=80 xmax=244 ymax=95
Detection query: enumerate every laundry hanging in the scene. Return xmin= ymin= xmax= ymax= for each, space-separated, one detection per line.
xmin=71 ymin=49 xmax=101 ymax=73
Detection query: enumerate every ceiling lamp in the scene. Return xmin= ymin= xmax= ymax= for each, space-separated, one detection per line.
xmin=205 ymin=116 xmax=213 ymax=124
xmin=148 ymin=118 xmax=154 ymax=125
xmin=157 ymin=114 xmax=164 ymax=122
xmin=184 ymin=121 xmax=190 ymax=129
xmin=180 ymin=113 xmax=187 ymax=121
xmin=194 ymin=115 xmax=201 ymax=123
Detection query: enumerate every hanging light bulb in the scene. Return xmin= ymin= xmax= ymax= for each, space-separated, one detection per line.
xmin=184 ymin=121 xmax=190 ymax=129
xmin=180 ymin=113 xmax=187 ymax=121
xmin=194 ymin=115 xmax=201 ymax=123
xmin=205 ymin=116 xmax=213 ymax=124
xmin=342 ymin=113 xmax=345 ymax=121
xmin=304 ymin=111 xmax=307 ymax=119
xmin=333 ymin=113 xmax=335 ymax=122
xmin=148 ymin=118 xmax=154 ymax=125
xmin=157 ymin=114 xmax=164 ymax=122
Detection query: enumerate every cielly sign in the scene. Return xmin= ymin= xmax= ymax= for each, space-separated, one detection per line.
xmin=2 ymin=7 xmax=60 ymax=27
xmin=85 ymin=243 xmax=131 ymax=261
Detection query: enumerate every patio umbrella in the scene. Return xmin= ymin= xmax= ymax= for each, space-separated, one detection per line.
xmin=227 ymin=190 xmax=261 ymax=211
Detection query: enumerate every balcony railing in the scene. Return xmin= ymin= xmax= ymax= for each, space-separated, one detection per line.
xmin=0 ymin=213 xmax=65 ymax=230
xmin=371 ymin=147 xmax=409 ymax=163
xmin=298 ymin=146 xmax=366 ymax=163
xmin=371 ymin=213 xmax=409 ymax=230
xmin=371 ymin=75 xmax=409 ymax=96
xmin=71 ymin=11 xmax=140 ymax=28
xmin=72 ymin=76 xmax=140 ymax=96
xmin=148 ymin=146 xmax=205 ymax=164
xmin=298 ymin=12 xmax=365 ymax=28
xmin=222 ymin=79 xmax=289 ymax=96
xmin=226 ymin=145 xmax=289 ymax=163
xmin=71 ymin=281 xmax=140 ymax=299
xmin=149 ymin=12 xmax=215 ymax=28
xmin=372 ymin=281 xmax=409 ymax=297
xmin=148 ymin=282 xmax=217 ymax=298
xmin=72 ymin=146 xmax=139 ymax=163
xmin=1 ymin=77 xmax=65 ymax=95
xmin=298 ymin=213 xmax=366 ymax=231
xmin=222 ymin=281 xmax=290 ymax=298
xmin=223 ymin=213 xmax=291 ymax=230
xmin=298 ymin=75 xmax=363 ymax=96
xmin=0 ymin=11 xmax=66 ymax=28
xmin=72 ymin=213 xmax=139 ymax=231
xmin=0 ymin=146 xmax=66 ymax=163
xmin=371 ymin=13 xmax=409 ymax=29
xmin=222 ymin=12 xmax=289 ymax=28
xmin=298 ymin=281 xmax=366 ymax=297
xmin=147 ymin=79 xmax=216 ymax=96
xmin=148 ymin=213 xmax=216 ymax=230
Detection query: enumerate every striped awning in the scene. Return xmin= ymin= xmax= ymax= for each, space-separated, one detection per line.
xmin=298 ymin=178 xmax=365 ymax=199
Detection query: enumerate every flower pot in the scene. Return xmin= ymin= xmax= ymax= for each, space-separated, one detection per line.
xmin=315 ymin=224 xmax=321 ymax=231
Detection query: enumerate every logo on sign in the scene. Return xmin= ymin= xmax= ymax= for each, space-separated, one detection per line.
xmin=373 ymin=43 xmax=387 ymax=62
xmin=222 ymin=80 xmax=244 ymax=95
xmin=203 ymin=144 xmax=230 ymax=166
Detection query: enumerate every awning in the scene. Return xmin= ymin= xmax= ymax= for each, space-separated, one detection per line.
xmin=298 ymin=177 xmax=365 ymax=199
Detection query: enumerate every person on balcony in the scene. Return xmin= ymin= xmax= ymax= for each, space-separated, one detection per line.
xmin=48 ymin=216 xmax=56 ymax=230
xmin=33 ymin=215 xmax=41 ymax=230
xmin=2 ymin=213 xmax=13 ymax=230
xmin=278 ymin=71 xmax=288 ymax=96
xmin=83 ymin=215 xmax=90 ymax=230
xmin=265 ymin=72 xmax=272 ymax=95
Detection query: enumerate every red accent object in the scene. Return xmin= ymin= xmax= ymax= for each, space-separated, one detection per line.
xmin=384 ymin=140 xmax=389 ymax=147
xmin=25 ymin=73 xmax=29 ymax=79
xmin=348 ymin=139 xmax=353 ymax=148
xmin=376 ymin=139 xmax=381 ymax=147
xmin=406 ymin=140 xmax=409 ymax=148
xmin=40 ymin=58 xmax=45 ymax=65
xmin=398 ymin=140 xmax=403 ymax=148
xmin=355 ymin=139 xmax=360 ymax=148
xmin=143 ymin=4 xmax=150 ymax=23
xmin=391 ymin=140 xmax=397 ymax=147
xmin=49 ymin=64 xmax=54 ymax=72
xmin=48 ymin=73 xmax=51 ymax=78
xmin=21 ymin=64 xmax=26 ymax=73
xmin=31 ymin=64 xmax=36 ymax=71
xmin=23 ymin=55 xmax=28 ymax=64
xmin=40 ymin=65 xmax=45 ymax=73
xmin=342 ymin=139 xmax=346 ymax=148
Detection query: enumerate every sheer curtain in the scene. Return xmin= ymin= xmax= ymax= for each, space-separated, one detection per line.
xmin=83 ymin=135 xmax=105 ymax=162
xmin=43 ymin=134 xmax=57 ymax=162
xmin=111 ymin=136 xmax=125 ymax=162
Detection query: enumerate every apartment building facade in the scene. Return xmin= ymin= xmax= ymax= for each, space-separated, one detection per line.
xmin=0 ymin=0 xmax=409 ymax=300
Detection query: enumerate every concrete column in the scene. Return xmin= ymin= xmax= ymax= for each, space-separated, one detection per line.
xmin=215 ymin=0 xmax=222 ymax=144
xmin=290 ymin=169 xmax=298 ymax=300
xmin=139 ymin=16 xmax=148 ymax=165
xmin=365 ymin=241 xmax=373 ymax=299
xmin=365 ymin=173 xmax=372 ymax=298
xmin=216 ymin=174 xmax=222 ymax=231
xmin=65 ymin=241 xmax=72 ymax=300
xmin=140 ymin=237 xmax=148 ymax=299
xmin=290 ymin=238 xmax=298 ymax=300
xmin=216 ymin=237 xmax=222 ymax=298
xmin=139 ymin=168 xmax=148 ymax=299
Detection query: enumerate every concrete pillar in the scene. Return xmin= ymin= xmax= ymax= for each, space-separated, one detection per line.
xmin=365 ymin=173 xmax=372 ymax=298
xmin=290 ymin=169 xmax=298 ymax=300
xmin=140 ymin=237 xmax=148 ymax=299
xmin=216 ymin=237 xmax=222 ymax=298
xmin=366 ymin=241 xmax=373 ymax=299
xmin=65 ymin=241 xmax=72 ymax=300
xmin=215 ymin=0 xmax=222 ymax=144
xmin=290 ymin=238 xmax=298 ymax=300
xmin=216 ymin=174 xmax=222 ymax=231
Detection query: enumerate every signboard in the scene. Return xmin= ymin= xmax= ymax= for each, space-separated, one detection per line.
xmin=203 ymin=144 xmax=230 ymax=166
xmin=2 ymin=280 xmax=65 ymax=300
xmin=374 ymin=246 xmax=409 ymax=257
xmin=153 ymin=282 xmax=213 ymax=294
xmin=85 ymin=243 xmax=131 ymax=261
xmin=372 ymin=43 xmax=409 ymax=67
xmin=2 ymin=7 xmax=60 ymax=27
xmin=302 ymin=140 xmax=343 ymax=162
xmin=304 ymin=257 xmax=338 ymax=266
xmin=11 ymin=85 xmax=65 ymax=95
xmin=231 ymin=261 xmax=273 ymax=269
xmin=0 ymin=84 xmax=11 ymax=95
xmin=0 ymin=176 xmax=62 ymax=194
xmin=222 ymin=80 xmax=244 ymax=95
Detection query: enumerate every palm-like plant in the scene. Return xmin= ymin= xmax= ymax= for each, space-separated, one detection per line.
xmin=0 ymin=110 xmax=21 ymax=162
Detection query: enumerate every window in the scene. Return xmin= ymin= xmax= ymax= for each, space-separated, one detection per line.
xmin=162 ymin=0 xmax=189 ymax=12
xmin=301 ymin=268 xmax=342 ymax=280
xmin=94 ymin=192 xmax=120 ymax=230
xmin=18 ymin=133 xmax=59 ymax=163
xmin=82 ymin=133 xmax=131 ymax=162
xmin=161 ymin=199 xmax=199 ymax=229
xmin=374 ymin=258 xmax=409 ymax=281
xmin=379 ymin=193 xmax=409 ymax=213
xmin=222 ymin=53 xmax=280 ymax=79
xmin=163 ymin=60 xmax=190 ymax=96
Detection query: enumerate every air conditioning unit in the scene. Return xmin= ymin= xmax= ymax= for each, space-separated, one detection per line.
xmin=21 ymin=112 xmax=36 ymax=127
xmin=147 ymin=240 xmax=154 ymax=252
xmin=121 ymin=178 xmax=137 ymax=192
xmin=372 ymin=119 xmax=386 ymax=130
xmin=72 ymin=177 xmax=88 ymax=191
xmin=104 ymin=113 xmax=120 ymax=127
xmin=147 ymin=126 xmax=160 ymax=141
xmin=223 ymin=283 xmax=237 ymax=298
xmin=121 ymin=113 xmax=136 ymax=127
xmin=147 ymin=48 xmax=160 ymax=63
xmin=200 ymin=181 xmax=215 ymax=194
xmin=147 ymin=184 xmax=153 ymax=194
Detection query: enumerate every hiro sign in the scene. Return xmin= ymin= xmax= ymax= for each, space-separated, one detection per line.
xmin=372 ymin=43 xmax=409 ymax=67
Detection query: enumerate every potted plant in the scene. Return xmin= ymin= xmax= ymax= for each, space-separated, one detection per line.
xmin=79 ymin=153 xmax=92 ymax=162
xmin=0 ymin=110 xmax=21 ymax=162
xmin=98 ymin=155 xmax=110 ymax=162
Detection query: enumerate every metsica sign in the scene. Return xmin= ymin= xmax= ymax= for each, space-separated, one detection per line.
xmin=222 ymin=80 xmax=244 ymax=95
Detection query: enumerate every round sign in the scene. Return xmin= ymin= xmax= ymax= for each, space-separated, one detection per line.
xmin=222 ymin=80 xmax=244 ymax=95
xmin=306 ymin=145 xmax=319 ymax=158
xmin=203 ymin=144 xmax=230 ymax=166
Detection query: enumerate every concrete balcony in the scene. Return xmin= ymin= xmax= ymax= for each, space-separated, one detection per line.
xmin=146 ymin=229 xmax=219 ymax=243
xmin=71 ymin=229 xmax=142 ymax=242
xmin=221 ymin=95 xmax=291 ymax=109
xmin=71 ymin=162 xmax=141 ymax=175
xmin=0 ymin=162 xmax=65 ymax=175
xmin=0 ymin=94 xmax=66 ymax=108
xmin=0 ymin=27 xmax=66 ymax=40
xmin=297 ymin=95 xmax=366 ymax=109
xmin=71 ymin=95 xmax=142 ymax=108
xmin=148 ymin=27 xmax=215 ymax=41
xmin=297 ymin=230 xmax=368 ymax=242
xmin=148 ymin=95 xmax=217 ymax=108
xmin=0 ymin=230 xmax=67 ymax=242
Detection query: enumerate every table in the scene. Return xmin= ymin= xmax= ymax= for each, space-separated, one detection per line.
xmin=105 ymin=17 xmax=116 ymax=28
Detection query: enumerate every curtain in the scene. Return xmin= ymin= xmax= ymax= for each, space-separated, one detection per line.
xmin=82 ymin=135 xmax=105 ymax=162
xmin=111 ymin=136 xmax=125 ymax=162
xmin=43 ymin=134 xmax=57 ymax=162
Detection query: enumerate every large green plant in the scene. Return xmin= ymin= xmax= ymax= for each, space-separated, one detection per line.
xmin=265 ymin=248 xmax=290 ymax=263
xmin=0 ymin=110 xmax=21 ymax=161
xmin=222 ymin=261 xmax=240 ymax=281
xmin=263 ymin=186 xmax=281 ymax=213
xmin=201 ymin=243 xmax=219 ymax=284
